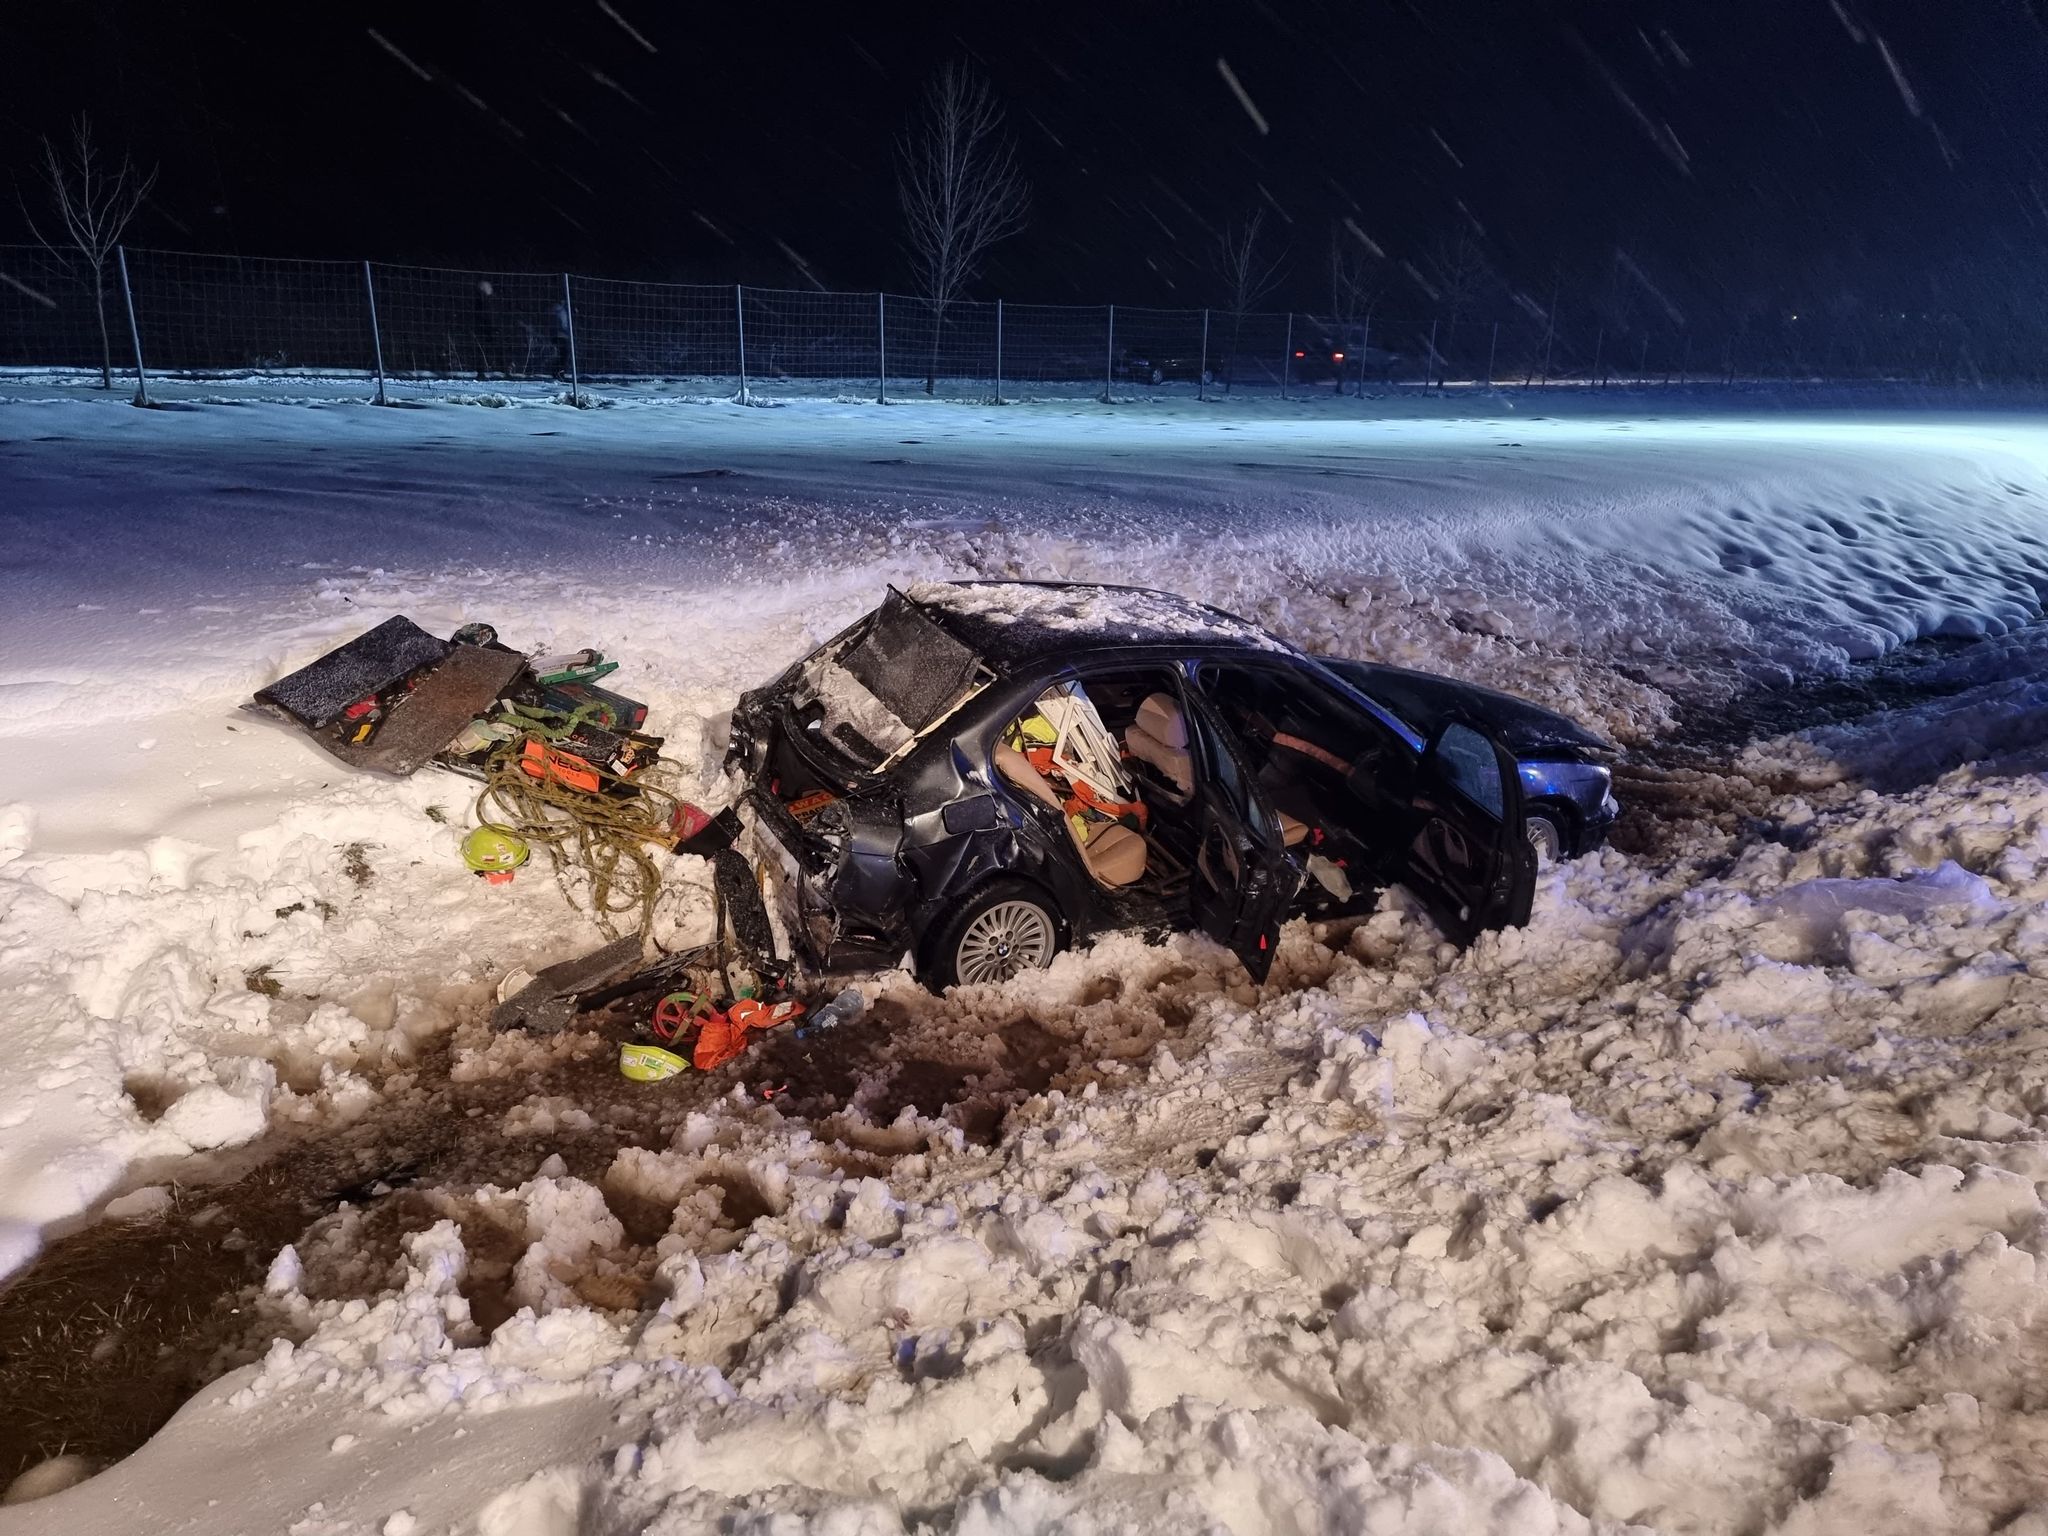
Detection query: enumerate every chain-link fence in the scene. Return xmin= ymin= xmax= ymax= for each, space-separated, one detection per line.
xmin=0 ymin=242 xmax=2004 ymax=405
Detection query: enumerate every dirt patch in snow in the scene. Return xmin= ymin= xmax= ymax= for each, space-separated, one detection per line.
xmin=0 ymin=977 xmax=1170 ymax=1482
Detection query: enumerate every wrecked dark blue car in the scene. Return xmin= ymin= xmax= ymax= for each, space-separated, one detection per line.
xmin=726 ymin=582 xmax=1614 ymax=990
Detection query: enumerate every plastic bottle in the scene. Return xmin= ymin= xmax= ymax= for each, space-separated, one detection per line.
xmin=795 ymin=986 xmax=864 ymax=1039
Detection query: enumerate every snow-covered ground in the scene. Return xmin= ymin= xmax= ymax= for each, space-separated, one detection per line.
xmin=4 ymin=386 xmax=2048 ymax=1531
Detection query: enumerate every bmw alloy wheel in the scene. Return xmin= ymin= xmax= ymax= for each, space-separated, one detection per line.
xmin=954 ymin=899 xmax=1057 ymax=985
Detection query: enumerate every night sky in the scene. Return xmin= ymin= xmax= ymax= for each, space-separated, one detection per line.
xmin=6 ymin=2 xmax=2047 ymax=324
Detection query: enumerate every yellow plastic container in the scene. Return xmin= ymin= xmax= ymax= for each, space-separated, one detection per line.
xmin=619 ymin=1042 xmax=690 ymax=1082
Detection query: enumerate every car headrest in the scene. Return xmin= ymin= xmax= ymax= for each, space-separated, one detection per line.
xmin=1135 ymin=693 xmax=1188 ymax=750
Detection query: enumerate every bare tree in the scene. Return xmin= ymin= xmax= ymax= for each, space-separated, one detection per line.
xmin=1326 ymin=226 xmax=1380 ymax=396
xmin=1212 ymin=211 xmax=1285 ymax=395
xmin=896 ymin=63 xmax=1029 ymax=395
xmin=1422 ymin=232 xmax=1490 ymax=386
xmin=25 ymin=118 xmax=157 ymax=391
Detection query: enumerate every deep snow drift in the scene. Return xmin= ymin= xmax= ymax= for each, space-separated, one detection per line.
xmin=4 ymin=386 xmax=2048 ymax=1532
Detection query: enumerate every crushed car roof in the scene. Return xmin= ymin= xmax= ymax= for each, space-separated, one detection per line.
xmin=904 ymin=581 xmax=1288 ymax=668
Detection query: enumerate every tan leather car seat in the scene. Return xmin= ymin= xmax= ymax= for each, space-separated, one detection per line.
xmin=994 ymin=743 xmax=1148 ymax=887
xmin=1125 ymin=693 xmax=1194 ymax=797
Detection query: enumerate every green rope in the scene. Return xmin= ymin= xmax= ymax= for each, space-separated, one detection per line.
xmin=473 ymin=733 xmax=686 ymax=938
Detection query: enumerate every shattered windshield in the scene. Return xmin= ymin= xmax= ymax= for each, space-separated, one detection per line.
xmin=793 ymin=589 xmax=986 ymax=767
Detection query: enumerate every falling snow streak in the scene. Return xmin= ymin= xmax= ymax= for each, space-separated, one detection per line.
xmin=363 ymin=29 xmax=432 ymax=83
xmin=1565 ymin=30 xmax=1692 ymax=177
xmin=774 ymin=238 xmax=827 ymax=291
xmin=692 ymin=210 xmax=737 ymax=246
xmin=0 ymin=270 xmax=56 ymax=308
xmin=582 ymin=65 xmax=648 ymax=112
xmin=1873 ymin=34 xmax=1923 ymax=117
xmin=1215 ymin=58 xmax=1269 ymax=135
xmin=596 ymin=0 xmax=658 ymax=54
xmin=1341 ymin=219 xmax=1384 ymax=258
xmin=452 ymin=83 xmax=526 ymax=141
xmin=1834 ymin=20 xmax=1956 ymax=167
xmin=1614 ymin=250 xmax=1687 ymax=326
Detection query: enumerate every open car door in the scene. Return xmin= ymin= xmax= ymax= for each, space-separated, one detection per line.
xmin=1400 ymin=719 xmax=1537 ymax=945
xmin=1184 ymin=692 xmax=1302 ymax=982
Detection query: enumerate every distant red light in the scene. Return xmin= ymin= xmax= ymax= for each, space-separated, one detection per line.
xmin=1332 ymin=352 xmax=1345 ymax=361
xmin=1293 ymin=350 xmax=1305 ymax=358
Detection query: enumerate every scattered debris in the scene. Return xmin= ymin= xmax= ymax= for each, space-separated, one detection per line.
xmin=251 ymin=619 xmax=836 ymax=1080
xmin=253 ymin=618 xmax=692 ymax=934
xmin=242 ymin=965 xmax=281 ymax=998
xmin=794 ymin=986 xmax=865 ymax=1039
xmin=489 ymin=933 xmax=647 ymax=1035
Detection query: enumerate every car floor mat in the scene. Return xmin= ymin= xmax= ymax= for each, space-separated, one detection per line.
xmin=287 ymin=644 xmax=527 ymax=778
xmin=714 ymin=846 xmax=777 ymax=961
xmin=491 ymin=932 xmax=648 ymax=1033
xmin=255 ymin=616 xmax=451 ymax=729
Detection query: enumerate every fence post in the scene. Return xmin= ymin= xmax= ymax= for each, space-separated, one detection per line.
xmin=1103 ymin=304 xmax=1115 ymax=404
xmin=561 ymin=273 xmax=582 ymax=407
xmin=1485 ymin=321 xmax=1498 ymax=390
xmin=1678 ymin=335 xmax=1691 ymax=388
xmin=1358 ymin=315 xmax=1370 ymax=398
xmin=877 ymin=292 xmax=887 ymax=404
xmin=1637 ymin=333 xmax=1650 ymax=386
xmin=116 ymin=245 xmax=149 ymax=407
xmin=1280 ymin=312 xmax=1292 ymax=401
xmin=735 ymin=284 xmax=749 ymax=403
xmin=362 ymin=261 xmax=388 ymax=406
xmin=994 ymin=299 xmax=1003 ymax=405
xmin=1425 ymin=318 xmax=1439 ymax=390
xmin=1592 ymin=326 xmax=1605 ymax=389
xmin=1198 ymin=309 xmax=1210 ymax=402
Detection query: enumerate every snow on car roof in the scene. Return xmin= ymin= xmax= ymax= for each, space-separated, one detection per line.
xmin=905 ymin=580 xmax=1287 ymax=665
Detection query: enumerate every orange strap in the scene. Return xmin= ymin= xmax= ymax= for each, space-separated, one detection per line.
xmin=1066 ymin=778 xmax=1148 ymax=828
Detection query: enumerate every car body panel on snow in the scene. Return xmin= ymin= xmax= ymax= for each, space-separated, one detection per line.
xmin=727 ymin=582 xmax=1587 ymax=988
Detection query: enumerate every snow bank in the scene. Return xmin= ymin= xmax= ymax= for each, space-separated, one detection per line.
xmin=17 ymin=757 xmax=2048 ymax=1534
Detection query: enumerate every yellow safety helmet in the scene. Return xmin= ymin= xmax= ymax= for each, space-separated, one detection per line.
xmin=462 ymin=824 xmax=530 ymax=882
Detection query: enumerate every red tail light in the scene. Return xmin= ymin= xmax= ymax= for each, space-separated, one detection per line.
xmin=1332 ymin=351 xmax=1345 ymax=361
xmin=1293 ymin=350 xmax=1305 ymax=358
